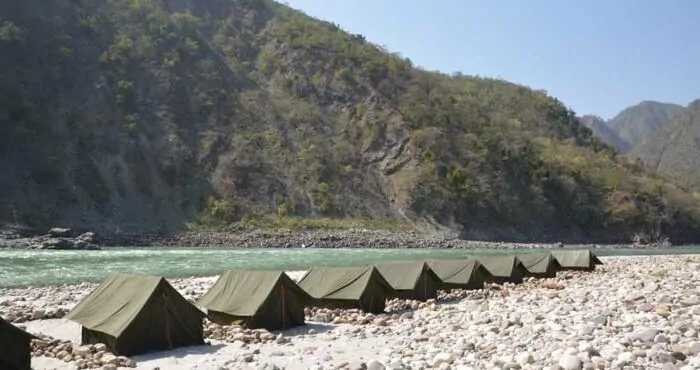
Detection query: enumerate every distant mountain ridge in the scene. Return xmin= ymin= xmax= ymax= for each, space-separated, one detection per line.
xmin=578 ymin=115 xmax=631 ymax=153
xmin=633 ymin=99 xmax=700 ymax=188
xmin=608 ymin=101 xmax=685 ymax=150
xmin=582 ymin=99 xmax=700 ymax=190
xmin=580 ymin=101 xmax=684 ymax=154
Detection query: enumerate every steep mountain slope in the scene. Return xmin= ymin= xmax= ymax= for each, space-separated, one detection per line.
xmin=1 ymin=0 xmax=700 ymax=243
xmin=607 ymin=101 xmax=684 ymax=152
xmin=633 ymin=100 xmax=700 ymax=188
xmin=578 ymin=115 xmax=631 ymax=153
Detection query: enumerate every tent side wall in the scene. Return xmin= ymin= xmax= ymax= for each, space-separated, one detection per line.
xmin=381 ymin=266 xmax=439 ymax=302
xmin=484 ymin=261 xmax=527 ymax=284
xmin=442 ymin=279 xmax=484 ymax=291
xmin=593 ymin=254 xmax=604 ymax=266
xmin=358 ymin=276 xmax=388 ymax=314
xmin=301 ymin=267 xmax=393 ymax=314
xmin=309 ymin=297 xmax=363 ymax=311
xmin=247 ymin=279 xmax=307 ymax=330
xmin=81 ymin=327 xmax=119 ymax=352
xmin=431 ymin=260 xmax=488 ymax=291
xmin=464 ymin=265 xmax=489 ymax=290
xmin=565 ymin=265 xmax=595 ymax=272
xmin=545 ymin=258 xmax=564 ymax=277
xmin=557 ymin=261 xmax=595 ymax=272
xmin=511 ymin=263 xmax=528 ymax=283
xmin=0 ymin=334 xmax=32 ymax=370
xmin=540 ymin=262 xmax=558 ymax=278
xmin=0 ymin=358 xmax=20 ymax=370
xmin=409 ymin=270 xmax=440 ymax=301
xmin=551 ymin=250 xmax=600 ymax=271
xmin=207 ymin=311 xmax=248 ymax=326
xmin=387 ymin=277 xmax=438 ymax=301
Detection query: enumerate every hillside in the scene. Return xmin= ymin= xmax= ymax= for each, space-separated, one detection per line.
xmin=578 ymin=115 xmax=631 ymax=153
xmin=607 ymin=101 xmax=685 ymax=152
xmin=633 ymin=100 xmax=700 ymax=189
xmin=1 ymin=0 xmax=700 ymax=243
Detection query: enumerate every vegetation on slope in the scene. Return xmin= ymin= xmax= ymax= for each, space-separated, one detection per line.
xmin=1 ymin=0 xmax=700 ymax=243
xmin=633 ymin=100 xmax=700 ymax=190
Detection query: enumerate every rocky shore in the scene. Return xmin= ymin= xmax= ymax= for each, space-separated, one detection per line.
xmin=156 ymin=229 xmax=559 ymax=249
xmin=0 ymin=225 xmax=569 ymax=250
xmin=1 ymin=223 xmax=681 ymax=250
xmin=5 ymin=255 xmax=700 ymax=369
xmin=0 ymin=226 xmax=101 ymax=250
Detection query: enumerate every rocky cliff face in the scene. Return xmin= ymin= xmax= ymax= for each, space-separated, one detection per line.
xmin=1 ymin=0 xmax=699 ymax=243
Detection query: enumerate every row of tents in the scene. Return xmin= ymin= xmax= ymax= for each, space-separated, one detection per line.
xmin=2 ymin=250 xmax=602 ymax=369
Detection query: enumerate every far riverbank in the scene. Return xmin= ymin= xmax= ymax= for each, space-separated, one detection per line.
xmin=1 ymin=223 xmax=682 ymax=250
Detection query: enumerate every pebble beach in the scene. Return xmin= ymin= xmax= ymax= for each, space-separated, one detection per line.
xmin=2 ymin=255 xmax=700 ymax=370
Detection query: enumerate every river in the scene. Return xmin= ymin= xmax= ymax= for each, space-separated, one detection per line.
xmin=1 ymin=246 xmax=700 ymax=288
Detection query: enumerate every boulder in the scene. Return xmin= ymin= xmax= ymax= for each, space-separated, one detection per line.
xmin=48 ymin=227 xmax=72 ymax=237
xmin=41 ymin=238 xmax=75 ymax=250
xmin=76 ymin=231 xmax=96 ymax=243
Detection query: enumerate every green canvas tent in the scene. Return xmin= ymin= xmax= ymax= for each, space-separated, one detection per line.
xmin=426 ymin=259 xmax=491 ymax=290
xmin=197 ymin=270 xmax=312 ymax=330
xmin=0 ymin=316 xmax=36 ymax=370
xmin=65 ymin=274 xmax=206 ymax=356
xmin=297 ymin=266 xmax=394 ymax=313
xmin=551 ymin=249 xmax=603 ymax=271
xmin=517 ymin=253 xmax=562 ymax=278
xmin=478 ymin=255 xmax=529 ymax=284
xmin=374 ymin=261 xmax=442 ymax=301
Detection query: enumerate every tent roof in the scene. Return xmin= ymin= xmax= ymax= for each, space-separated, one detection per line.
xmin=517 ymin=253 xmax=558 ymax=273
xmin=426 ymin=259 xmax=483 ymax=285
xmin=0 ymin=316 xmax=37 ymax=340
xmin=197 ymin=270 xmax=310 ymax=316
xmin=298 ymin=266 xmax=389 ymax=300
xmin=551 ymin=250 xmax=602 ymax=268
xmin=374 ymin=261 xmax=436 ymax=290
xmin=477 ymin=255 xmax=521 ymax=277
xmin=65 ymin=273 xmax=200 ymax=338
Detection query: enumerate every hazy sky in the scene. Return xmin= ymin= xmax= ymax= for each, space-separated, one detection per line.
xmin=286 ymin=0 xmax=700 ymax=119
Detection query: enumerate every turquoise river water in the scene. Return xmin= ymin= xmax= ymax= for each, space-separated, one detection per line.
xmin=1 ymin=246 xmax=700 ymax=288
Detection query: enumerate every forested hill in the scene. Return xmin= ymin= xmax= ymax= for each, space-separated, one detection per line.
xmin=1 ymin=0 xmax=700 ymax=243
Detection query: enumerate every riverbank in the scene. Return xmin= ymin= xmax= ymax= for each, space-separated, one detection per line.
xmin=2 ymin=222 xmax=676 ymax=250
xmin=0 ymin=226 xmax=574 ymax=249
xmin=4 ymin=255 xmax=700 ymax=369
xmin=158 ymin=228 xmax=574 ymax=249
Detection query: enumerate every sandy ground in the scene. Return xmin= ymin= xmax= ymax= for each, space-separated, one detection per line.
xmin=28 ymin=318 xmax=394 ymax=370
